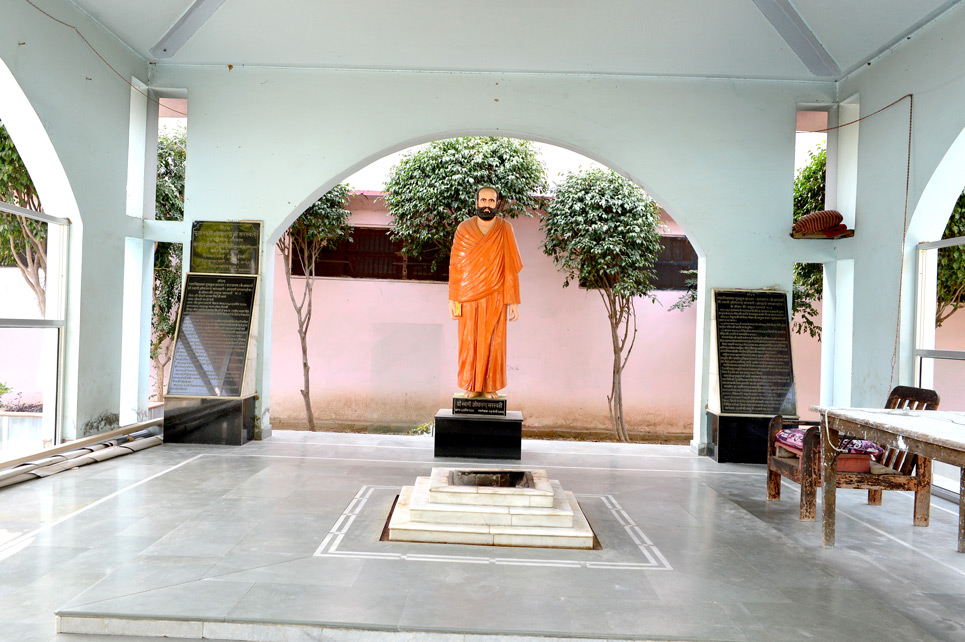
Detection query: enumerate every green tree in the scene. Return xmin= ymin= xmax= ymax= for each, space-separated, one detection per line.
xmin=150 ymin=128 xmax=187 ymax=401
xmin=937 ymin=189 xmax=965 ymax=326
xmin=383 ymin=137 xmax=547 ymax=268
xmin=541 ymin=168 xmax=664 ymax=442
xmin=277 ymin=184 xmax=354 ymax=431
xmin=0 ymin=122 xmax=47 ymax=315
xmin=791 ymin=146 xmax=826 ymax=338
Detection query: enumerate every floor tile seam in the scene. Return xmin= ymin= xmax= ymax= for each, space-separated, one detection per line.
xmin=200 ymin=452 xmax=761 ymax=475
xmin=262 ymin=438 xmax=698 ymax=459
xmin=782 ymin=480 xmax=965 ymax=575
xmin=0 ymin=455 xmax=208 ymax=558
xmin=771 ymin=584 xmax=935 ymax=635
xmin=831 ymin=507 xmax=965 ymax=578
xmin=54 ymin=562 xmax=249 ymax=619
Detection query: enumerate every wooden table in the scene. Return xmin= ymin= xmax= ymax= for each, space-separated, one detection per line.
xmin=814 ymin=407 xmax=965 ymax=552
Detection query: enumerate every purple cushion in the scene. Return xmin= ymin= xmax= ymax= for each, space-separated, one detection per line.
xmin=776 ymin=428 xmax=884 ymax=456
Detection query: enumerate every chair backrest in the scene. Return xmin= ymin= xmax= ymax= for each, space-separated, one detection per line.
xmin=878 ymin=386 xmax=941 ymax=473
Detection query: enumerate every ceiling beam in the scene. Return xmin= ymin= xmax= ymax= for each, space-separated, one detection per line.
xmin=149 ymin=0 xmax=228 ymax=59
xmin=752 ymin=0 xmax=841 ymax=78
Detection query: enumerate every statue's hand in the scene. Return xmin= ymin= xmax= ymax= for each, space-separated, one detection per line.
xmin=507 ymin=303 xmax=519 ymax=321
xmin=448 ymin=300 xmax=460 ymax=319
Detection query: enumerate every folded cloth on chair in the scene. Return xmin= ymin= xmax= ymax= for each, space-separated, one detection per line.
xmin=776 ymin=427 xmax=884 ymax=455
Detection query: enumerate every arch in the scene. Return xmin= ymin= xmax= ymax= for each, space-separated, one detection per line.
xmin=908 ymin=124 xmax=965 ymax=242
xmin=263 ymin=128 xmax=706 ymax=258
xmin=0 ymin=58 xmax=81 ymax=225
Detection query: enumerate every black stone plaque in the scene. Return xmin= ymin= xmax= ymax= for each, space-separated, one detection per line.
xmin=452 ymin=394 xmax=507 ymax=416
xmin=434 ymin=410 xmax=523 ymax=460
xmin=714 ymin=290 xmax=796 ymax=416
xmin=167 ymin=274 xmax=257 ymax=397
xmin=190 ymin=221 xmax=261 ymax=275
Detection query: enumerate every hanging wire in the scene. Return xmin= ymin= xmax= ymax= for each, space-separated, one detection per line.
xmin=814 ymin=94 xmax=914 ymax=389
xmin=21 ymin=0 xmax=188 ymax=117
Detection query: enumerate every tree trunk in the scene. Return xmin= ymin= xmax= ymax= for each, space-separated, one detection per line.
xmin=608 ymin=323 xmax=629 ymax=443
xmin=154 ymin=358 xmax=165 ymax=403
xmin=280 ymin=236 xmax=318 ymax=431
xmin=298 ymin=323 xmax=316 ymax=431
xmin=605 ymin=290 xmax=630 ymax=443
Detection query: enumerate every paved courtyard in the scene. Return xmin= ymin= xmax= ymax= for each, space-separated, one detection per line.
xmin=0 ymin=431 xmax=963 ymax=641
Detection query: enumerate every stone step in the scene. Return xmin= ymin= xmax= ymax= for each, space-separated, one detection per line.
xmin=408 ymin=476 xmax=575 ymax=528
xmin=388 ymin=486 xmax=594 ymax=549
xmin=427 ymin=467 xmax=555 ymax=507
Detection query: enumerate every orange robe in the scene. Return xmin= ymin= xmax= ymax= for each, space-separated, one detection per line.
xmin=449 ymin=217 xmax=523 ymax=393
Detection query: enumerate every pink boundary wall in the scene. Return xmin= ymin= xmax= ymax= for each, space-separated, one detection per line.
xmin=267 ymin=194 xmax=842 ymax=432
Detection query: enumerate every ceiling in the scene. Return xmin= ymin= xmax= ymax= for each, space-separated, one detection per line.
xmin=66 ymin=0 xmax=962 ymax=81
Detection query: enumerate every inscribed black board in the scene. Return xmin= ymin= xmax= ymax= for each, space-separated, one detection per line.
xmin=190 ymin=221 xmax=261 ymax=275
xmin=167 ymin=274 xmax=257 ymax=397
xmin=714 ymin=290 xmax=796 ymax=416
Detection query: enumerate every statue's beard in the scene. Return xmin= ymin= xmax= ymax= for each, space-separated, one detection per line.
xmin=476 ymin=207 xmax=496 ymax=221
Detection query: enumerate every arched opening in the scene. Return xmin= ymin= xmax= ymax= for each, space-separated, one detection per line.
xmin=908 ymin=124 xmax=965 ymax=498
xmin=265 ymin=134 xmax=704 ymax=444
xmin=0 ymin=57 xmax=78 ymax=462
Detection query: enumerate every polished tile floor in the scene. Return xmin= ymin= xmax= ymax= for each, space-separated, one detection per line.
xmin=0 ymin=431 xmax=963 ymax=642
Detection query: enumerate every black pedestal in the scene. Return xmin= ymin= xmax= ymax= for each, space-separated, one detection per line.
xmin=709 ymin=413 xmax=771 ymax=464
xmin=163 ymin=396 xmax=256 ymax=446
xmin=434 ymin=409 xmax=523 ymax=460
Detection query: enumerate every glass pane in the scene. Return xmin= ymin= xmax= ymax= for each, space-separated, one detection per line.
xmin=935 ymin=248 xmax=965 ymax=351
xmin=0 ymin=213 xmax=48 ymax=320
xmin=0 ymin=326 xmax=58 ymax=462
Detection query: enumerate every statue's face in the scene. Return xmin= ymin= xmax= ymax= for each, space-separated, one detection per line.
xmin=476 ymin=188 xmax=499 ymax=221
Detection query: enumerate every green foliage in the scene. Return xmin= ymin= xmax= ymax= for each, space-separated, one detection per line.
xmin=937 ymin=189 xmax=965 ymax=326
xmin=541 ymin=168 xmax=662 ymax=298
xmin=283 ymin=183 xmax=354 ymax=267
xmin=409 ymin=421 xmax=433 ymax=436
xmin=150 ymin=129 xmax=186 ymax=399
xmin=793 ymin=147 xmax=827 ymax=219
xmin=0 ymin=122 xmax=47 ymax=314
xmin=156 ymin=129 xmax=186 ymax=223
xmin=669 ymin=268 xmax=698 ymax=312
xmin=791 ymin=146 xmax=826 ymax=339
xmin=540 ymin=168 xmax=663 ymax=442
xmin=0 ymin=381 xmax=11 ymax=398
xmin=384 ymin=137 xmax=547 ymax=266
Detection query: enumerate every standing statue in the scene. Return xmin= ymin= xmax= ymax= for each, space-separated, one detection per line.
xmin=448 ymin=187 xmax=523 ymax=399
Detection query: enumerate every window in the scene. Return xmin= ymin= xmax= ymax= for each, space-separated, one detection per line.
xmin=292 ymin=227 xmax=449 ymax=282
xmin=653 ymin=236 xmax=697 ymax=291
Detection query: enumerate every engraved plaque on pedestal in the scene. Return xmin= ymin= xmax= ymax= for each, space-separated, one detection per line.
xmin=713 ymin=289 xmax=796 ymax=416
xmin=452 ymin=393 xmax=507 ymax=416
xmin=167 ymin=274 xmax=257 ymax=398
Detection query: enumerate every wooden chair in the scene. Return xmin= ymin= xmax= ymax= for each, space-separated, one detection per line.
xmin=766 ymin=386 xmax=940 ymax=522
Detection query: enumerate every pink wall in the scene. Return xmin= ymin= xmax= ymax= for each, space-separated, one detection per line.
xmin=265 ymin=194 xmax=956 ymax=432
xmin=270 ymin=199 xmax=699 ymax=432
xmin=934 ymin=311 xmax=965 ymax=411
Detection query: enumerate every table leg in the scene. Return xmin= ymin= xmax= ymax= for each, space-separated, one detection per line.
xmin=913 ymin=457 xmax=931 ymax=527
xmin=959 ymin=468 xmax=964 ymax=554
xmin=821 ymin=416 xmax=838 ymax=548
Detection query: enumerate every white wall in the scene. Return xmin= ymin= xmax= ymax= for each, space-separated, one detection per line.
xmin=834 ymin=3 xmax=965 ymax=405
xmin=4 ymin=1 xmax=965 ymax=448
xmin=151 ymin=63 xmax=835 ymax=447
xmin=1 ymin=1 xmax=148 ymax=439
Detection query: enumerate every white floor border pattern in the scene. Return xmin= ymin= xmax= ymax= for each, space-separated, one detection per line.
xmin=314 ymin=485 xmax=673 ymax=571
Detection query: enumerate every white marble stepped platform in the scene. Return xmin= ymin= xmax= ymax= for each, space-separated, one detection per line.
xmin=388 ymin=467 xmax=595 ymax=548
